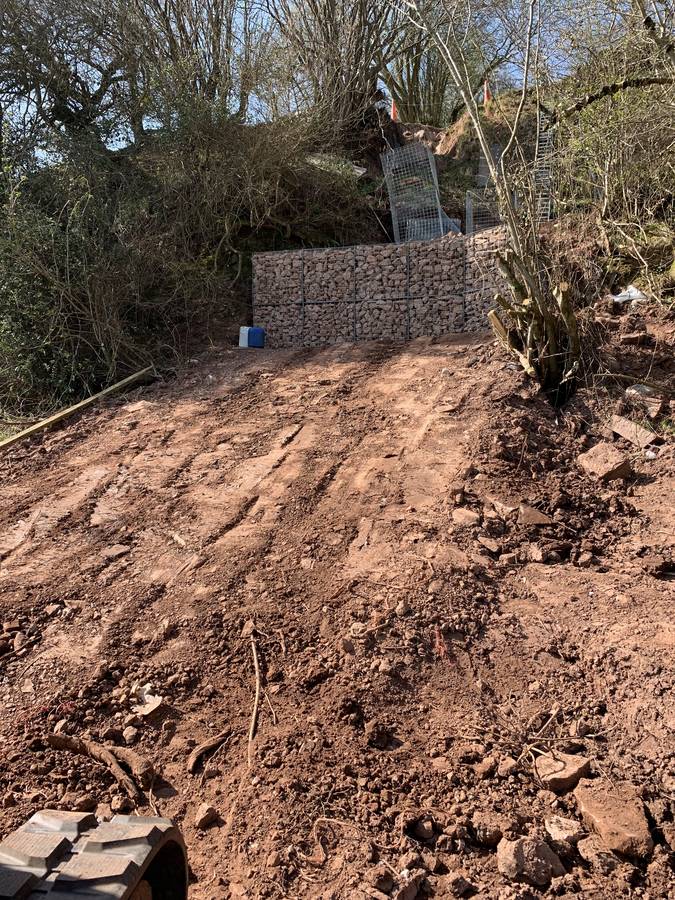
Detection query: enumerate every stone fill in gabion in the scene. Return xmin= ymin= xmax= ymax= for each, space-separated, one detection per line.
xmin=253 ymin=226 xmax=506 ymax=348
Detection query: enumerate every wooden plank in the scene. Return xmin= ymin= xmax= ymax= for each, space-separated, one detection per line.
xmin=0 ymin=366 xmax=155 ymax=453
xmin=610 ymin=414 xmax=659 ymax=449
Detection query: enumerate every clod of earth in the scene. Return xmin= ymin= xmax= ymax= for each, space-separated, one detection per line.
xmin=365 ymin=720 xmax=393 ymax=749
xmin=471 ymin=810 xmax=510 ymax=847
xmin=436 ymin=870 xmax=476 ymax=897
xmin=574 ymin=778 xmax=654 ymax=859
xmin=366 ymin=864 xmax=395 ymax=893
xmin=576 ymin=835 xmax=622 ymax=875
xmin=393 ymin=871 xmax=425 ymax=900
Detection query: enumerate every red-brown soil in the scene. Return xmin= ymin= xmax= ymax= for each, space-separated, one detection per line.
xmin=0 ymin=323 xmax=673 ymax=898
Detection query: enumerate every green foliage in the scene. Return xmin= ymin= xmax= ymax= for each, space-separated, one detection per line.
xmin=0 ymin=118 xmax=377 ymax=415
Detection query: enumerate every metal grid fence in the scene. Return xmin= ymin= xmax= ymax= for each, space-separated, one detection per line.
xmin=381 ymin=143 xmax=447 ymax=244
xmin=465 ymin=188 xmax=502 ymax=235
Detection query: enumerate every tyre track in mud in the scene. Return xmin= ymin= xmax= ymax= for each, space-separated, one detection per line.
xmin=5 ymin=334 xmax=671 ymax=899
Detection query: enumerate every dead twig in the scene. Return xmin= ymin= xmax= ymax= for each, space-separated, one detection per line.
xmin=187 ymin=729 xmax=231 ymax=774
xmin=264 ymin=691 xmax=278 ymax=726
xmin=299 ymin=818 xmax=357 ymax=868
xmin=327 ymin=579 xmax=356 ymax=601
xmin=148 ymin=775 xmax=160 ymax=816
xmin=248 ymin=630 xmax=262 ymax=768
xmin=433 ymin=624 xmax=451 ymax=661
xmin=46 ymin=733 xmax=148 ymax=800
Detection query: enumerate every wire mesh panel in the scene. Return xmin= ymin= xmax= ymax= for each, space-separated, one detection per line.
xmin=465 ymin=188 xmax=501 ymax=235
xmin=381 ymin=143 xmax=446 ymax=243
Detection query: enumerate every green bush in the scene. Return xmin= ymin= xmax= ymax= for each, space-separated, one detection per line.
xmin=0 ymin=117 xmax=378 ymax=416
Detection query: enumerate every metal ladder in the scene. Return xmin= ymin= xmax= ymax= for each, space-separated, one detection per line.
xmin=533 ymin=111 xmax=554 ymax=222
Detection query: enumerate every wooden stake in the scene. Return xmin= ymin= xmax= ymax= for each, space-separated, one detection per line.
xmin=0 ymin=366 xmax=155 ymax=453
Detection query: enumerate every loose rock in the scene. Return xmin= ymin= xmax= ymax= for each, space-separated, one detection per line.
xmin=110 ymin=795 xmax=135 ymax=814
xmin=611 ymin=414 xmax=659 ymax=449
xmin=496 ymin=837 xmax=565 ymax=887
xmin=533 ymin=751 xmax=590 ymax=793
xmin=102 ymin=544 xmax=131 ymax=560
xmin=195 ymin=802 xmax=218 ymax=829
xmin=122 ymin=726 xmax=139 ymax=745
xmin=13 ymin=632 xmax=27 ymax=651
xmin=477 ymin=535 xmax=500 ymax=553
xmin=545 ymin=815 xmax=584 ymax=844
xmin=577 ymin=443 xmax=632 ymax=481
xmin=574 ymin=779 xmax=654 ymax=859
xmin=518 ymin=504 xmax=553 ymax=526
xmin=452 ymin=508 xmax=481 ymax=527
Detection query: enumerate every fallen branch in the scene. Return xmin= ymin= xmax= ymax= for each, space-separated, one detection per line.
xmin=46 ymin=733 xmax=146 ymax=800
xmin=187 ymin=729 xmax=231 ymax=774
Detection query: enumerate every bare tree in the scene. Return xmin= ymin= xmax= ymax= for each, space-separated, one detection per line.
xmin=265 ymin=0 xmax=405 ymax=137
xmin=0 ymin=0 xmax=125 ymax=146
xmin=380 ymin=5 xmax=512 ymax=126
xmin=389 ymin=0 xmax=583 ymax=395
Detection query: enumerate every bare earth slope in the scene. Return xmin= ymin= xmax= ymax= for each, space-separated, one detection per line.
xmin=0 ymin=333 xmax=673 ymax=899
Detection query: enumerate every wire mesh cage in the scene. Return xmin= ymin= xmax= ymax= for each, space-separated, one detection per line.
xmin=381 ymin=143 xmax=451 ymax=243
xmin=465 ymin=188 xmax=502 ymax=235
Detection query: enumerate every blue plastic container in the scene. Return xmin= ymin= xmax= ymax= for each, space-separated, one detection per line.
xmin=247 ymin=327 xmax=266 ymax=348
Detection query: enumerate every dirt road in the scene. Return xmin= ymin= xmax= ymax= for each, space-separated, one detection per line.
xmin=0 ymin=334 xmax=673 ymax=898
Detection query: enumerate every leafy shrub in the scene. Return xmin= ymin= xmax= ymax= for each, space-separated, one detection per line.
xmin=0 ymin=117 xmax=378 ymax=415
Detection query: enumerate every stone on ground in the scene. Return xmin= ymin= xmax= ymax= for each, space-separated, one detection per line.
xmin=195 ymin=802 xmax=218 ymax=829
xmin=577 ymin=442 xmax=632 ymax=481
xmin=452 ymin=507 xmax=481 ymax=526
xmin=496 ymin=837 xmax=565 ymax=887
xmin=545 ymin=815 xmax=585 ymax=844
xmin=574 ymin=779 xmax=653 ymax=858
xmin=533 ymin=751 xmax=590 ymax=792
xmin=518 ymin=504 xmax=553 ymax=526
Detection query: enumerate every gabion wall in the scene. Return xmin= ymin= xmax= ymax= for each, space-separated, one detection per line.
xmin=253 ymin=226 xmax=506 ymax=348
